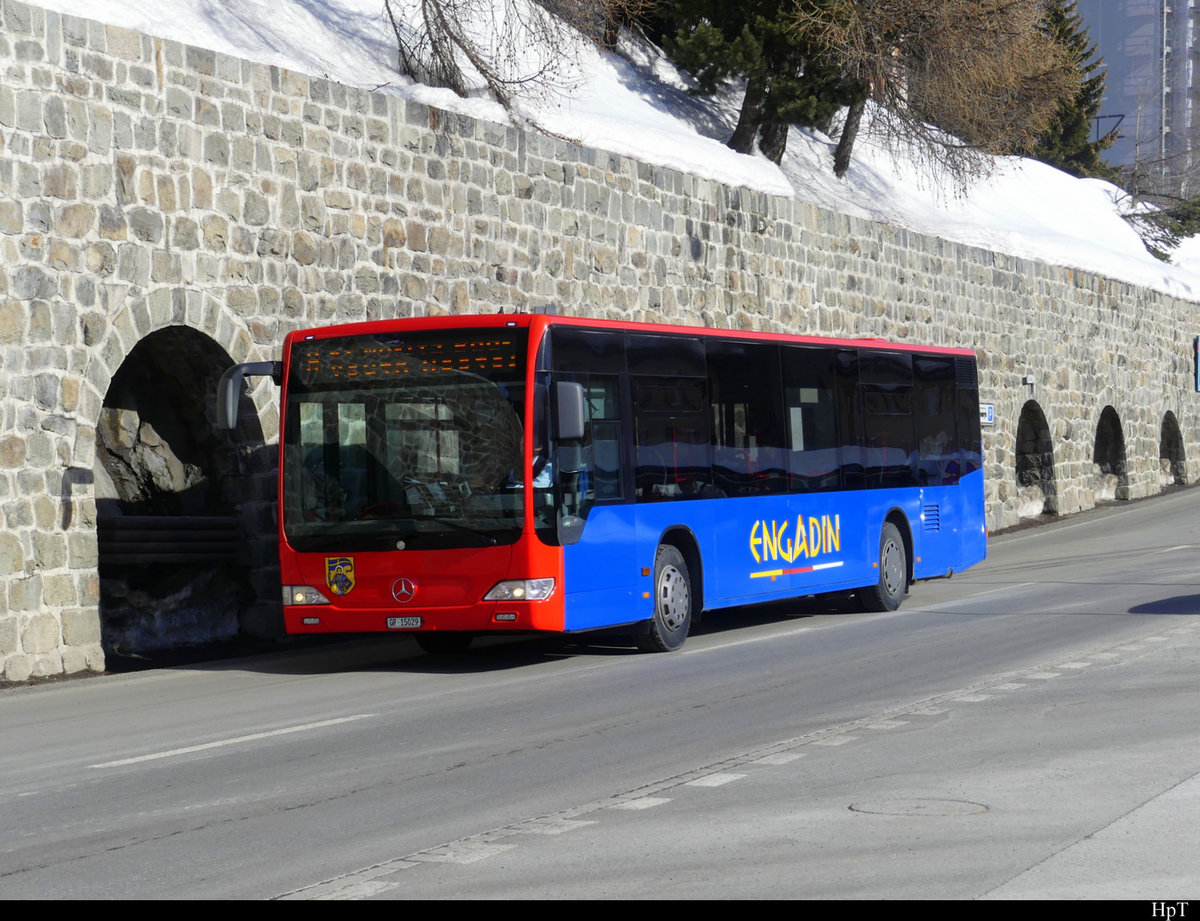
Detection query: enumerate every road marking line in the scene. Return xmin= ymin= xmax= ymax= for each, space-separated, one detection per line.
xmin=514 ymin=817 xmax=596 ymax=835
xmin=409 ymin=842 xmax=517 ymax=864
xmin=993 ymin=683 xmax=1026 ymax=690
xmin=314 ymin=880 xmax=401 ymax=900
xmin=865 ymin=719 xmax=909 ymax=729
xmin=914 ymin=581 xmax=1038 ymax=610
xmin=90 ymin=715 xmax=374 ymax=768
xmin=609 ymin=797 xmax=671 ymax=810
xmin=752 ymin=752 xmax=804 ymax=765
xmin=683 ymin=624 xmax=815 ymax=654
xmin=954 ymin=694 xmax=992 ymax=702
xmin=811 ymin=736 xmax=858 ymax=746
xmin=686 ymin=772 xmax=745 ymax=787
xmin=1024 ymin=671 xmax=1061 ymax=680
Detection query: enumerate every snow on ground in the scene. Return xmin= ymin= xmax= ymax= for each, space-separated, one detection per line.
xmin=26 ymin=0 xmax=1200 ymax=300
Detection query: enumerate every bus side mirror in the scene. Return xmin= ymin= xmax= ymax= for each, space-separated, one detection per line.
xmin=554 ymin=381 xmax=585 ymax=442
xmin=558 ymin=513 xmax=584 ymax=545
xmin=217 ymin=361 xmax=281 ymax=430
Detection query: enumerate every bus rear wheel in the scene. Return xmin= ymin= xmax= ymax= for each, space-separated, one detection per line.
xmin=414 ymin=632 xmax=474 ymax=655
xmin=858 ymin=522 xmax=907 ymax=612
xmin=637 ymin=544 xmax=693 ymax=652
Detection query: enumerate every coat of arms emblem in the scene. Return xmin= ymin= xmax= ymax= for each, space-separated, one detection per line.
xmin=326 ymin=556 xmax=355 ymax=596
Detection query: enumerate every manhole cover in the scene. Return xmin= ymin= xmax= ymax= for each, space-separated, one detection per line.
xmin=849 ymin=798 xmax=988 ymax=816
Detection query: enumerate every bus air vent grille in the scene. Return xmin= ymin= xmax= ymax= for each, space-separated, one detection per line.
xmin=923 ymin=505 xmax=941 ymax=531
xmin=954 ymin=358 xmax=978 ymax=388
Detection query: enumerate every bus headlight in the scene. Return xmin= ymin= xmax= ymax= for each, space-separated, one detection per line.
xmin=285 ymin=585 xmax=331 ymax=605
xmin=483 ymin=578 xmax=556 ymax=602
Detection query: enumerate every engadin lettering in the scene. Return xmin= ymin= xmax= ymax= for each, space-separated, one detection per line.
xmin=749 ymin=514 xmax=844 ymax=579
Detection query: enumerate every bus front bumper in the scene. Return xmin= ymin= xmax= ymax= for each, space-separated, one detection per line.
xmin=282 ymin=597 xmax=564 ymax=634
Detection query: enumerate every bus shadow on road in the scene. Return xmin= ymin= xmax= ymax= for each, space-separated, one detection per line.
xmin=316 ymin=596 xmax=856 ymax=670
xmin=553 ymin=593 xmax=861 ymax=656
xmin=403 ymin=592 xmax=865 ymax=666
xmin=133 ymin=594 xmax=867 ymax=677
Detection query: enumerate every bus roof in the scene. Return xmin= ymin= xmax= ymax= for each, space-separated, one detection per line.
xmin=283 ymin=312 xmax=976 ymax=358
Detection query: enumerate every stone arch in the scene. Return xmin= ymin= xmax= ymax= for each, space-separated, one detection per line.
xmin=1015 ymin=400 xmax=1057 ymax=516
xmin=1160 ymin=411 xmax=1187 ymax=486
xmin=1093 ymin=405 xmax=1129 ymax=501
xmin=93 ymin=324 xmax=274 ymax=665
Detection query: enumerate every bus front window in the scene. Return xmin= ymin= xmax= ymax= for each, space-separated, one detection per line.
xmin=283 ymin=330 xmax=527 ymax=551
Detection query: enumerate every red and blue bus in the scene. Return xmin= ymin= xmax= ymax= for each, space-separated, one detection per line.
xmin=218 ymin=313 xmax=986 ymax=653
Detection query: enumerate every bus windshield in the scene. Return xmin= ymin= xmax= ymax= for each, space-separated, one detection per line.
xmin=281 ymin=329 xmax=528 ymax=551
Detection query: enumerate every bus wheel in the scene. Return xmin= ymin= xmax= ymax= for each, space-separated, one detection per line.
xmin=859 ymin=522 xmax=907 ymax=612
xmin=637 ymin=545 xmax=693 ymax=652
xmin=415 ymin=632 xmax=473 ymax=655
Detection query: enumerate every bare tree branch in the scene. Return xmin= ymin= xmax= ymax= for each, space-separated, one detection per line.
xmin=384 ymin=0 xmax=646 ymax=112
xmin=795 ymin=0 xmax=1079 ymax=185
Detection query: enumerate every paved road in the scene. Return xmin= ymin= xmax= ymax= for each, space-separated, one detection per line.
xmin=2 ymin=489 xmax=1198 ymax=898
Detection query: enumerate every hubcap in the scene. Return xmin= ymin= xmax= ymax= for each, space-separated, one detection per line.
xmin=657 ymin=564 xmax=689 ymax=631
xmin=881 ymin=539 xmax=904 ymax=597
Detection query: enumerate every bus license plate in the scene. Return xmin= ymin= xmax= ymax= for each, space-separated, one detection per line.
xmin=386 ymin=617 xmax=422 ymax=629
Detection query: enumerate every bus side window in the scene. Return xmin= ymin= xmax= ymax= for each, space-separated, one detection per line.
xmin=551 ymin=375 xmax=625 ymax=521
xmin=914 ymin=355 xmax=959 ymax=486
xmin=591 ymin=420 xmax=622 ymax=500
xmin=859 ymin=350 xmax=917 ymax=489
xmin=782 ymin=346 xmax=843 ymax=493
xmin=633 ymin=376 xmax=711 ymax=501
xmin=708 ymin=341 xmax=787 ymax=496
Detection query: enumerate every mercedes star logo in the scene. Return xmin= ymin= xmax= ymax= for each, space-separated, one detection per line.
xmin=391 ymin=577 xmax=417 ymax=604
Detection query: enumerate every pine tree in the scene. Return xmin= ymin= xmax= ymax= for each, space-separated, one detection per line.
xmin=1029 ymin=0 xmax=1115 ymax=178
xmin=654 ymin=0 xmax=860 ymax=163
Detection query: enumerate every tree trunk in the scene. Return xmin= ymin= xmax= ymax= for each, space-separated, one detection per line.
xmin=834 ymin=97 xmax=866 ymax=178
xmin=729 ymin=74 xmax=768 ymax=155
xmin=760 ymin=120 xmax=789 ymax=164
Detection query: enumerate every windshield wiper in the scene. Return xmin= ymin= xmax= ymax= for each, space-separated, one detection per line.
xmin=407 ymin=514 xmax=499 ymax=545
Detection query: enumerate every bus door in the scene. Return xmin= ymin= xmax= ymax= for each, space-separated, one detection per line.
xmin=550 ymin=375 xmax=639 ymax=631
xmin=913 ymin=355 xmax=966 ymax=577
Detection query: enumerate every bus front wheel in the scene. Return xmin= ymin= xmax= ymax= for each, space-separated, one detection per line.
xmin=637 ymin=544 xmax=693 ymax=652
xmin=858 ymin=522 xmax=907 ymax=612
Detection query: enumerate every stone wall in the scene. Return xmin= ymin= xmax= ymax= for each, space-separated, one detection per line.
xmin=1 ymin=0 xmax=1197 ymax=679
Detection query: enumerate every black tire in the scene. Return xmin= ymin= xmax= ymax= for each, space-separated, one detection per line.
xmin=636 ymin=544 xmax=694 ymax=652
xmin=858 ymin=522 xmax=907 ymax=612
xmin=414 ymin=632 xmax=474 ymax=655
